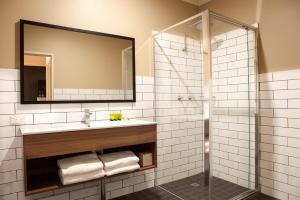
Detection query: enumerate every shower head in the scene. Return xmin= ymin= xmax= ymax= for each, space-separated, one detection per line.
xmin=190 ymin=21 xmax=202 ymax=30
xmin=212 ymin=37 xmax=224 ymax=44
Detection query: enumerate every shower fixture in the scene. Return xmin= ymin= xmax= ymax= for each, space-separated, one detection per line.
xmin=182 ymin=20 xmax=224 ymax=53
xmin=190 ymin=20 xmax=203 ymax=30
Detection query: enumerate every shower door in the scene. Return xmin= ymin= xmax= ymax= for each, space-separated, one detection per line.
xmin=207 ymin=12 xmax=258 ymax=199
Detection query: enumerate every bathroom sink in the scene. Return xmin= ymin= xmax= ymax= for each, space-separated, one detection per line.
xmin=20 ymin=120 xmax=157 ymax=135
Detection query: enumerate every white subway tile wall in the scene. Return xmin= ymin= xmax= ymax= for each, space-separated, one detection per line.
xmin=155 ymin=29 xmax=300 ymax=200
xmin=0 ymin=68 xmax=154 ymax=200
xmin=1 ymin=42 xmax=299 ymax=200
xmin=154 ymin=32 xmax=204 ymax=185
xmin=53 ymin=88 xmax=133 ymax=100
xmin=259 ymin=69 xmax=300 ymax=200
xmin=211 ymin=28 xmax=256 ymax=189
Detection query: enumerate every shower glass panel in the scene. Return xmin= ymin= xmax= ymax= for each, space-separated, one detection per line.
xmin=209 ymin=14 xmax=257 ymax=198
xmin=153 ymin=14 xmax=205 ymax=196
xmin=153 ymin=10 xmax=258 ymax=200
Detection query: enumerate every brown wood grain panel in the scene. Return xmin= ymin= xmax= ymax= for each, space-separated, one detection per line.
xmin=24 ymin=125 xmax=156 ymax=159
xmin=23 ymin=124 xmax=157 ymax=195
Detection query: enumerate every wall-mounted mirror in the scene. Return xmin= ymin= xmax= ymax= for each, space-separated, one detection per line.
xmin=20 ymin=20 xmax=135 ymax=104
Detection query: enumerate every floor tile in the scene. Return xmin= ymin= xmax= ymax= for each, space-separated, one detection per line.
xmin=112 ymin=173 xmax=278 ymax=200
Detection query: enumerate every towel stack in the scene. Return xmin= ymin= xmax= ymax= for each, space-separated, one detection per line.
xmin=99 ymin=150 xmax=140 ymax=176
xmin=57 ymin=153 xmax=105 ymax=185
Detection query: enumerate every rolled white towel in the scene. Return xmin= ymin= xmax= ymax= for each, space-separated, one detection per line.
xmin=59 ymin=168 xmax=105 ymax=185
xmin=57 ymin=153 xmax=103 ymax=176
xmin=98 ymin=151 xmax=139 ymax=170
xmin=105 ymin=163 xmax=140 ymax=176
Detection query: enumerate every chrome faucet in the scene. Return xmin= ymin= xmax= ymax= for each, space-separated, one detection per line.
xmin=83 ymin=109 xmax=93 ymax=127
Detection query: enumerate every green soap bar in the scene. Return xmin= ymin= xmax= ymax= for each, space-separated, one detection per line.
xmin=109 ymin=113 xmax=122 ymax=121
xmin=118 ymin=113 xmax=122 ymax=120
xmin=109 ymin=113 xmax=115 ymax=121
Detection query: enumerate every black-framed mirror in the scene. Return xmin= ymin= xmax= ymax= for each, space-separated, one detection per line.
xmin=20 ymin=20 xmax=135 ymax=104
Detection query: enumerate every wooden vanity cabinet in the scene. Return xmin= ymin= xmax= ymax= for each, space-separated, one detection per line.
xmin=23 ymin=124 xmax=157 ymax=195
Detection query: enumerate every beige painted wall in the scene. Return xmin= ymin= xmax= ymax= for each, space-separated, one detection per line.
xmin=199 ymin=0 xmax=300 ymax=73
xmin=24 ymin=24 xmax=132 ymax=89
xmin=1 ymin=0 xmax=298 ymax=75
xmin=0 ymin=0 xmax=200 ymax=76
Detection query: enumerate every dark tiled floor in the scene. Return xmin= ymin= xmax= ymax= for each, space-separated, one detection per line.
xmin=160 ymin=174 xmax=248 ymax=200
xmin=112 ymin=187 xmax=179 ymax=200
xmin=112 ymin=174 xmax=277 ymax=200
xmin=246 ymin=193 xmax=278 ymax=200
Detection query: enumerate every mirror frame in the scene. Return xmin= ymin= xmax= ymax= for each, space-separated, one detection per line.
xmin=20 ymin=19 xmax=136 ymax=104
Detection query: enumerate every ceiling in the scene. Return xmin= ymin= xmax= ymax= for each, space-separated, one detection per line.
xmin=182 ymin=0 xmax=211 ymax=6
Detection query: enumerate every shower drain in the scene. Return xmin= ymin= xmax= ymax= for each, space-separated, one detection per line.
xmin=190 ymin=183 xmax=200 ymax=187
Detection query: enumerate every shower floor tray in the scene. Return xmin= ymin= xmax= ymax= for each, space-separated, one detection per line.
xmin=111 ymin=173 xmax=263 ymax=200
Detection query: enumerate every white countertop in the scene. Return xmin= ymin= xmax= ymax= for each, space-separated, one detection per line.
xmin=20 ymin=120 xmax=157 ymax=135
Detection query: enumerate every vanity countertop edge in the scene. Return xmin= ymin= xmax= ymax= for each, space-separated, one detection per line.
xmin=20 ymin=120 xmax=157 ymax=136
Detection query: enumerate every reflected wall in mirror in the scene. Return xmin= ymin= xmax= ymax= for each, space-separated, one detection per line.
xmin=20 ymin=20 xmax=135 ymax=104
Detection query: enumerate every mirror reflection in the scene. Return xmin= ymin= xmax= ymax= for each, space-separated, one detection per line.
xmin=22 ymin=22 xmax=134 ymax=103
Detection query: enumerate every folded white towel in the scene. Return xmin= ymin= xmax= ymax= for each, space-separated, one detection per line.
xmin=58 ymin=168 xmax=105 ymax=185
xmin=105 ymin=163 xmax=140 ymax=176
xmin=57 ymin=153 xmax=103 ymax=176
xmin=98 ymin=151 xmax=139 ymax=169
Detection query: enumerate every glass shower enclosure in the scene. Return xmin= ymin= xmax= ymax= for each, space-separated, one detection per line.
xmin=153 ymin=10 xmax=258 ymax=200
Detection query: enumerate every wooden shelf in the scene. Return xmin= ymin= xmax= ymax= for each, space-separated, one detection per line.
xmin=26 ymin=164 xmax=156 ymax=195
xmin=140 ymin=165 xmax=156 ymax=171
xmin=26 ymin=174 xmax=60 ymax=195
